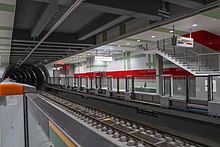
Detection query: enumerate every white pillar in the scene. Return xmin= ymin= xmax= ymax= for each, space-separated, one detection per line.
xmin=156 ymin=54 xmax=163 ymax=94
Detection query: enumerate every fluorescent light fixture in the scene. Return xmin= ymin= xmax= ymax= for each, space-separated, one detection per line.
xmin=126 ymin=42 xmax=130 ymax=45
xmin=192 ymin=24 xmax=197 ymax=27
xmin=95 ymin=56 xmax=113 ymax=61
xmin=118 ymin=45 xmax=121 ymax=47
xmin=170 ymin=30 xmax=174 ymax=33
xmin=137 ymin=40 xmax=141 ymax=42
xmin=151 ymin=36 xmax=156 ymax=38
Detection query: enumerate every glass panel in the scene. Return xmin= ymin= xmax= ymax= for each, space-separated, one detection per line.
xmin=163 ymin=76 xmax=171 ymax=96
xmin=54 ymin=77 xmax=59 ymax=85
xmin=134 ymin=76 xmax=156 ymax=93
xmin=81 ymin=77 xmax=87 ymax=87
xmin=119 ymin=77 xmax=126 ymax=92
xmin=69 ymin=77 xmax=73 ymax=87
xmin=92 ymin=78 xmax=96 ymax=89
xmin=212 ymin=75 xmax=220 ymax=101
xmin=60 ymin=77 xmax=65 ymax=85
xmin=189 ymin=76 xmax=208 ymax=104
xmin=112 ymin=77 xmax=118 ymax=91
xmin=112 ymin=77 xmax=125 ymax=92
xmin=173 ymin=76 xmax=186 ymax=99
xmin=101 ymin=77 xmax=108 ymax=90
xmin=188 ymin=76 xmax=196 ymax=98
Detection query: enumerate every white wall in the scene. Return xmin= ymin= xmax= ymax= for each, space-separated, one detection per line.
xmin=45 ymin=63 xmax=54 ymax=77
xmin=73 ymin=52 xmax=176 ymax=74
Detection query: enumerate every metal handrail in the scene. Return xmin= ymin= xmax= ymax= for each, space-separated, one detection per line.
xmin=199 ymin=52 xmax=220 ymax=56
xmin=187 ymin=49 xmax=219 ymax=56
xmin=187 ymin=49 xmax=199 ymax=55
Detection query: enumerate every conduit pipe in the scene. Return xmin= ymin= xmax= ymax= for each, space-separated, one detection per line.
xmin=19 ymin=0 xmax=84 ymax=66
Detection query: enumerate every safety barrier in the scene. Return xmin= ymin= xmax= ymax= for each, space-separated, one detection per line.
xmin=48 ymin=74 xmax=220 ymax=116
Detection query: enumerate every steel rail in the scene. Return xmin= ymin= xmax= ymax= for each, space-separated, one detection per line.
xmin=39 ymin=90 xmax=208 ymax=147
xmin=39 ymin=91 xmax=158 ymax=147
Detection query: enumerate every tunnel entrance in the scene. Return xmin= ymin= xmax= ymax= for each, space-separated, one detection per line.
xmin=3 ymin=64 xmax=49 ymax=89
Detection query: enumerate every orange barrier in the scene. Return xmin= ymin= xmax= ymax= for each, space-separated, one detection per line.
xmin=0 ymin=83 xmax=23 ymax=96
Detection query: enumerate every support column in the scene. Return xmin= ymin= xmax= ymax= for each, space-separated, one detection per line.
xmin=219 ymin=54 xmax=220 ymax=71
xmin=156 ymin=54 xmax=163 ymax=94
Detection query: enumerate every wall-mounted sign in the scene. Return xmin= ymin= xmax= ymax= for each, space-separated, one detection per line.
xmin=95 ymin=56 xmax=113 ymax=62
xmin=176 ymin=37 xmax=194 ymax=48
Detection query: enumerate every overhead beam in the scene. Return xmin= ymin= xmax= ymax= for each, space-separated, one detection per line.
xmin=77 ymin=13 xmax=130 ymax=40
xmin=11 ymin=51 xmax=69 ymax=55
xmin=32 ymin=0 xmax=59 ymax=4
xmin=11 ymin=47 xmax=79 ymax=51
xmin=81 ymin=0 xmax=162 ymax=21
xmin=12 ymin=29 xmax=96 ymax=45
xmin=12 ymin=43 xmax=84 ymax=49
xmin=12 ymin=40 xmax=94 ymax=47
xmin=163 ymin=0 xmax=205 ymax=8
xmin=11 ymin=57 xmax=56 ymax=59
xmin=10 ymin=54 xmax=64 ymax=56
xmin=31 ymin=4 xmax=59 ymax=37
xmin=33 ymin=0 xmax=74 ymax=6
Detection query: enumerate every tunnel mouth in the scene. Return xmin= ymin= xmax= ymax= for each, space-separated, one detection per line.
xmin=3 ymin=64 xmax=49 ymax=89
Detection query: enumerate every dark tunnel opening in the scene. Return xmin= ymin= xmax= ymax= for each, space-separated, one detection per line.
xmin=2 ymin=64 xmax=49 ymax=89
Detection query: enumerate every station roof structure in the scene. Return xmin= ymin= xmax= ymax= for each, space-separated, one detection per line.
xmin=5 ymin=0 xmax=219 ymax=65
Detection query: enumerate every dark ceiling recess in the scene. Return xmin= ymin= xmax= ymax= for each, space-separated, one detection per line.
xmin=11 ymin=0 xmax=207 ymax=65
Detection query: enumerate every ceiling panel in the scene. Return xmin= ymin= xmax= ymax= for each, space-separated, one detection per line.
xmin=47 ymin=6 xmax=103 ymax=33
xmin=0 ymin=0 xmax=16 ymax=65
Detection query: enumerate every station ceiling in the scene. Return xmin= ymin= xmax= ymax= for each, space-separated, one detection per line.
xmin=60 ymin=6 xmax=220 ymax=64
xmin=9 ymin=0 xmax=217 ymax=65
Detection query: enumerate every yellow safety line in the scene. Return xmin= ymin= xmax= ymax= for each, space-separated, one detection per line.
xmin=49 ymin=120 xmax=77 ymax=147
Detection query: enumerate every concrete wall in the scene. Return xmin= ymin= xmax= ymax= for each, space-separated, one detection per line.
xmin=0 ymin=64 xmax=8 ymax=79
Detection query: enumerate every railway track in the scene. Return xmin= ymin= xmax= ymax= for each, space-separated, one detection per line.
xmin=38 ymin=90 xmax=207 ymax=147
